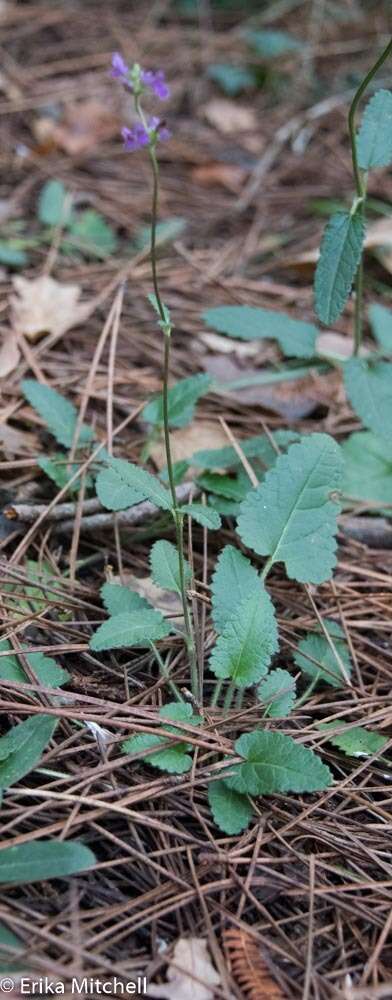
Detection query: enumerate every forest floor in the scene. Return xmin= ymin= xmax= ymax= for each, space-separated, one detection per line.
xmin=0 ymin=1 xmax=392 ymax=997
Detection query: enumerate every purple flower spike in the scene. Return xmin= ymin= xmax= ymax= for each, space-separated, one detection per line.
xmin=111 ymin=52 xmax=129 ymax=80
xmin=141 ymin=69 xmax=170 ymax=101
xmin=121 ymin=124 xmax=150 ymax=151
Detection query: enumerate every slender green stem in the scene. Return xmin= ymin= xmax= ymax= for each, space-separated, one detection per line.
xmin=151 ymin=643 xmax=184 ymax=702
xmin=210 ymin=678 xmax=224 ymax=708
xmin=223 ymin=680 xmax=236 ymax=713
xmin=135 ymin=99 xmax=199 ymax=701
xmin=348 ymin=37 xmax=392 ymax=201
xmin=348 ymin=37 xmax=392 ymax=356
xmin=295 ymin=672 xmax=320 ymax=709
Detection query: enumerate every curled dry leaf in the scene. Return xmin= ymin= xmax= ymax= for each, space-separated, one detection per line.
xmin=112 ymin=573 xmax=183 ymax=620
xmin=149 ymin=937 xmax=221 ymax=1000
xmin=33 ymin=100 xmax=120 ymax=157
xmin=203 ymin=98 xmax=257 ymax=134
xmin=10 ymin=275 xmax=92 ymax=342
xmin=0 ymin=329 xmax=20 ymax=377
xmin=365 ymin=217 xmax=392 ymax=275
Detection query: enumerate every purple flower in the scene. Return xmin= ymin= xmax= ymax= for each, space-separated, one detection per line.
xmin=121 ymin=124 xmax=150 ymax=151
xmin=121 ymin=118 xmax=171 ymax=152
xmin=141 ymin=69 xmax=170 ymax=101
xmin=111 ymin=52 xmax=129 ymax=80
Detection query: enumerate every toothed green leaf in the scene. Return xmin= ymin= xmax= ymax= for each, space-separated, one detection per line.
xmin=208 ymin=780 xmax=253 ymax=834
xmin=318 ymin=722 xmax=388 ymax=757
xmin=227 ymin=730 xmax=332 ymax=795
xmin=100 ymin=582 xmax=150 ymax=616
xmin=142 ymin=374 xmax=211 ymax=429
xmin=21 ymin=379 xmax=93 ymax=448
xmin=314 ymin=210 xmax=364 ymax=325
xmin=192 ymin=430 xmax=299 ymax=471
xmin=202 ymin=305 xmax=317 ymax=358
xmin=357 ymin=89 xmax=392 ymax=170
xmin=180 ymin=503 xmax=221 ymax=530
xmin=344 ymin=358 xmax=392 ymax=442
xmin=0 ymin=641 xmax=69 ymax=688
xmin=257 ymin=668 xmax=296 ymax=717
xmin=294 ymin=620 xmax=352 ymax=688
xmin=0 ymin=715 xmax=57 ymax=790
xmin=211 ymin=544 xmax=260 ymax=633
xmin=150 ymin=540 xmax=191 ymax=594
xmin=89 ymin=609 xmax=171 ymax=651
xmin=122 ymin=702 xmax=201 ymax=774
xmin=96 ymin=458 xmax=172 ymax=512
xmin=237 ymin=433 xmax=343 ymax=584
xmin=196 ymin=471 xmax=249 ymax=502
xmin=209 ymin=589 xmax=278 ymax=688
xmin=38 ymin=179 xmax=71 ymax=226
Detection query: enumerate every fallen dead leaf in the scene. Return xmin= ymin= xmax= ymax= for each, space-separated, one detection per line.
xmin=32 ymin=100 xmax=120 ymax=157
xmin=10 ymin=275 xmax=92 ymax=342
xmin=191 ymin=162 xmax=246 ymax=193
xmin=204 ymin=355 xmax=340 ymax=420
xmin=111 ymin=572 xmax=183 ymax=620
xmin=0 ymin=329 xmax=20 ymax=377
xmin=149 ymin=420 xmax=229 ymax=470
xmin=149 ymin=937 xmax=221 ymax=1000
xmin=0 ymin=422 xmax=37 ymax=457
xmin=203 ymin=98 xmax=256 ymax=134
xmin=199 ymin=330 xmax=266 ymax=358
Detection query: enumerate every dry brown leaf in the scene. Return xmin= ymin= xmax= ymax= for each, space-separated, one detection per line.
xmin=149 ymin=937 xmax=221 ymax=1000
xmin=203 ymin=98 xmax=256 ymax=134
xmin=191 ymin=162 xmax=246 ymax=192
xmin=149 ymin=420 xmax=229 ymax=470
xmin=10 ymin=275 xmax=91 ymax=342
xmin=0 ymin=423 xmax=37 ymax=457
xmin=33 ymin=100 xmax=120 ymax=156
xmin=0 ymin=329 xmax=20 ymax=377
xmin=199 ymin=330 xmax=261 ymax=357
xmin=224 ymin=929 xmax=284 ymax=1000
xmin=111 ymin=572 xmax=183 ymax=619
xmin=203 ymin=354 xmax=324 ymax=420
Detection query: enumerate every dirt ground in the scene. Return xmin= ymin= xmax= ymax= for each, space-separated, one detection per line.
xmin=0 ymin=1 xmax=392 ymax=997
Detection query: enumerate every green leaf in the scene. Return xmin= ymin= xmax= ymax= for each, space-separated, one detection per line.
xmin=67 ymin=210 xmax=117 ymax=259
xmin=100 ymin=582 xmax=150 ymax=616
xmin=38 ymin=179 xmax=71 ymax=226
xmin=196 ymin=471 xmax=249 ymax=502
xmin=357 ymin=90 xmax=392 ymax=170
xmin=209 ymin=589 xmax=278 ymax=688
xmin=368 ymin=303 xmax=392 ymax=353
xmin=342 ymin=431 xmax=392 ymax=507
xmin=142 ymin=374 xmax=211 ymax=429
xmin=318 ymin=721 xmax=388 ymax=757
xmin=0 ymin=840 xmax=96 ymax=884
xmin=211 ymin=544 xmax=260 ymax=633
xmin=294 ymin=620 xmax=352 ymax=688
xmin=192 ymin=430 xmax=299 ymax=471
xmin=202 ymin=306 xmax=317 ymax=359
xmin=208 ymin=780 xmax=253 ymax=834
xmin=237 ymin=433 xmax=344 ymax=584
xmin=89 ymin=609 xmax=171 ymax=651
xmin=180 ymin=502 xmax=221 ymax=530
xmin=122 ymin=702 xmax=201 ymax=774
xmin=207 ymin=63 xmax=255 ymax=95
xmin=344 ymin=358 xmax=392 ymax=441
xmin=148 ymin=293 xmax=171 ymax=331
xmin=0 ymin=641 xmax=69 ymax=687
xmin=21 ymin=379 xmax=93 ymax=448
xmin=96 ymin=458 xmax=172 ymax=512
xmin=0 ymin=715 xmax=57 ymax=790
xmin=227 ymin=730 xmax=332 ymax=795
xmin=150 ymin=540 xmax=191 ymax=594
xmin=38 ymin=454 xmax=90 ymax=494
xmin=0 ymin=922 xmax=25 ymax=972
xmin=0 ymin=240 xmax=28 ymax=267
xmin=246 ymin=29 xmax=303 ymax=58
xmin=133 ymin=216 xmax=187 ymax=250
xmin=314 ymin=210 xmax=364 ymax=325
xmin=208 ymin=496 xmax=240 ymax=516
xmin=257 ymin=668 xmax=296 ymax=717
